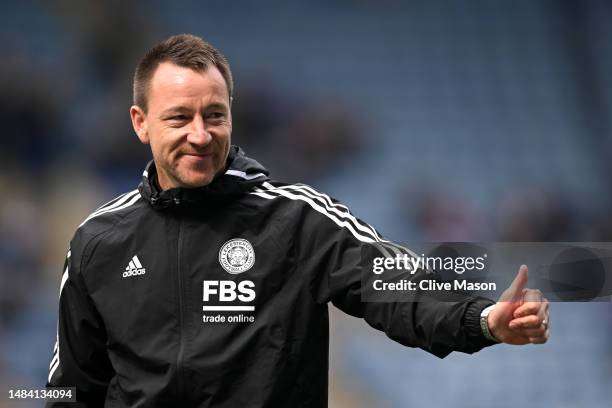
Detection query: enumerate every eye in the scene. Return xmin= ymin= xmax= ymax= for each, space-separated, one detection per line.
xmin=207 ymin=112 xmax=224 ymax=119
xmin=170 ymin=115 xmax=188 ymax=121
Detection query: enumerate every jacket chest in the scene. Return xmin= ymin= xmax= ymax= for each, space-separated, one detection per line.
xmin=86 ymin=216 xmax=300 ymax=345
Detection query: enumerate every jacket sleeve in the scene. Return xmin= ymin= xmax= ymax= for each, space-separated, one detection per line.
xmin=46 ymin=232 xmax=114 ymax=407
xmin=297 ymin=194 xmax=497 ymax=359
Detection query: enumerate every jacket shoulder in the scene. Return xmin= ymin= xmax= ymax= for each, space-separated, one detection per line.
xmin=73 ymin=189 xmax=146 ymax=242
xmin=248 ymin=180 xmax=386 ymax=242
xmin=248 ymin=180 xmax=351 ymax=214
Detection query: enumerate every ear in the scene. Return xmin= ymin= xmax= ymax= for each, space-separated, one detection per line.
xmin=228 ymin=97 xmax=233 ymax=129
xmin=130 ymin=105 xmax=150 ymax=144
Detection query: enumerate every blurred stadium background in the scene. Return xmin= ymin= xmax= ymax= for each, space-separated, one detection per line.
xmin=1 ymin=0 xmax=612 ymax=406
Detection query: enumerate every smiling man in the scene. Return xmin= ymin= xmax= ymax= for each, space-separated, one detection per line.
xmin=130 ymin=56 xmax=232 ymax=189
xmin=46 ymin=34 xmax=549 ymax=407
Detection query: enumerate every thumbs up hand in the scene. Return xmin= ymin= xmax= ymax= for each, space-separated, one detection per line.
xmin=486 ymin=265 xmax=550 ymax=345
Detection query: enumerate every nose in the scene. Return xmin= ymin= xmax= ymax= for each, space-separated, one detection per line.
xmin=186 ymin=115 xmax=212 ymax=146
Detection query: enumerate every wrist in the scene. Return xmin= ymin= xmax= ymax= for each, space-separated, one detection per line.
xmin=480 ymin=304 xmax=501 ymax=343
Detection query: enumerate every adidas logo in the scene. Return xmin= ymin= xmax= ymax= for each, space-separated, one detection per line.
xmin=123 ymin=255 xmax=146 ymax=278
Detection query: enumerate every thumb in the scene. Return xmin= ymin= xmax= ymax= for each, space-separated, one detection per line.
xmin=505 ymin=264 xmax=529 ymax=301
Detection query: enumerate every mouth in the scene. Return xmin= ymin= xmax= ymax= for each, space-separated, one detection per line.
xmin=182 ymin=152 xmax=213 ymax=158
xmin=180 ymin=152 xmax=215 ymax=166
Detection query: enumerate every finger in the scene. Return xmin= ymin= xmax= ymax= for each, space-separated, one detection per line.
xmin=529 ymin=328 xmax=550 ymax=344
xmin=508 ymin=315 xmax=542 ymax=330
xmin=520 ymin=288 xmax=528 ymax=305
xmin=513 ymin=301 xmax=541 ymax=318
xmin=514 ymin=293 xmax=547 ymax=318
xmin=520 ymin=327 xmax=547 ymax=337
xmin=502 ymin=332 xmax=531 ymax=345
xmin=529 ymin=335 xmax=548 ymax=344
xmin=541 ymin=303 xmax=549 ymax=321
xmin=507 ymin=265 xmax=529 ymax=301
xmin=537 ymin=299 xmax=549 ymax=326
xmin=523 ymin=288 xmax=543 ymax=302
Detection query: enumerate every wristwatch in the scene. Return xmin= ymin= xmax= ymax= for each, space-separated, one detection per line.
xmin=480 ymin=304 xmax=501 ymax=343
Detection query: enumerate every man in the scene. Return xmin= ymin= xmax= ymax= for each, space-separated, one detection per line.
xmin=47 ymin=34 xmax=549 ymax=407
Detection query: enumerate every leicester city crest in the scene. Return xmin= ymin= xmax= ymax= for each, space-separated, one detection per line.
xmin=219 ymin=238 xmax=255 ymax=274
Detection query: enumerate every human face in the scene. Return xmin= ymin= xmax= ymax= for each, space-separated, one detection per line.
xmin=130 ymin=62 xmax=232 ymax=190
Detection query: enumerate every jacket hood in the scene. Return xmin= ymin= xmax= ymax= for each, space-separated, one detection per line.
xmin=138 ymin=145 xmax=269 ymax=209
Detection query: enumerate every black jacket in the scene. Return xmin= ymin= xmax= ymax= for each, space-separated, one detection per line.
xmin=47 ymin=146 xmax=496 ymax=407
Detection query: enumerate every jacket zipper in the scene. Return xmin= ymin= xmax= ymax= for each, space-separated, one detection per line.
xmin=175 ymin=215 xmax=186 ymax=397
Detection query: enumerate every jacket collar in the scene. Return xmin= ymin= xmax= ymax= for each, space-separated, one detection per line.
xmin=138 ymin=145 xmax=269 ymax=209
